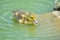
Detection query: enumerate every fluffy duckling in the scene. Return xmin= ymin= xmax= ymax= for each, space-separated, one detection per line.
xmin=13 ymin=10 xmax=38 ymax=25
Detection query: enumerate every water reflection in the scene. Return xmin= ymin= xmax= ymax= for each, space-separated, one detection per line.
xmin=13 ymin=20 xmax=38 ymax=37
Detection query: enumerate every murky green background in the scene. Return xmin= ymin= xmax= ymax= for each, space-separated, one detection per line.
xmin=0 ymin=0 xmax=60 ymax=40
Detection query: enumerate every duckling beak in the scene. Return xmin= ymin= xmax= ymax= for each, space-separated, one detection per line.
xmin=33 ymin=19 xmax=38 ymax=25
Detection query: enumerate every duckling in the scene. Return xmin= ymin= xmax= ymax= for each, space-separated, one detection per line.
xmin=52 ymin=0 xmax=60 ymax=21
xmin=13 ymin=10 xmax=38 ymax=25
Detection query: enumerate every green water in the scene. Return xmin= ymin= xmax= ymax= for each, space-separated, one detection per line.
xmin=0 ymin=0 xmax=60 ymax=40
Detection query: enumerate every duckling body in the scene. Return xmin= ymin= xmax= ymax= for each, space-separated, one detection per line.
xmin=13 ymin=10 xmax=38 ymax=24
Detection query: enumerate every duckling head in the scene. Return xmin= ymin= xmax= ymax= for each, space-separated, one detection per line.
xmin=28 ymin=14 xmax=38 ymax=25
